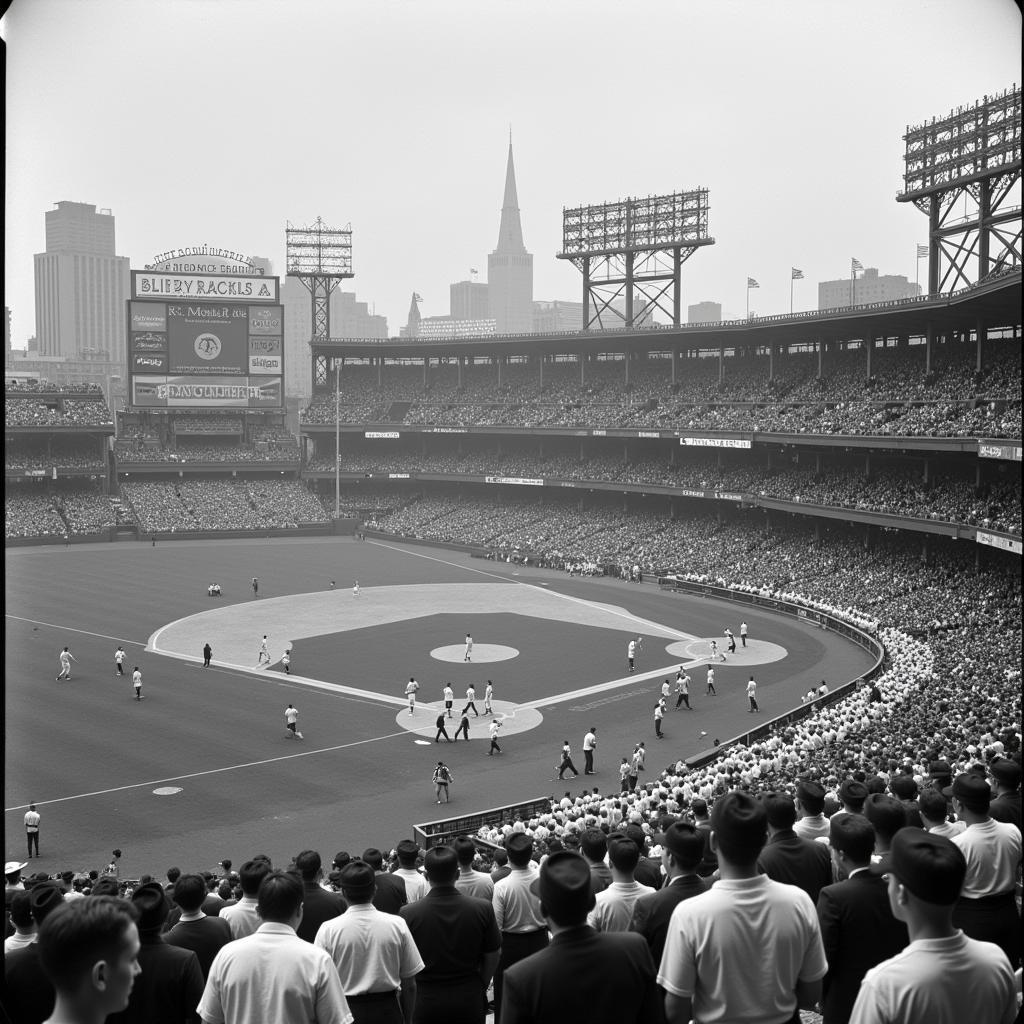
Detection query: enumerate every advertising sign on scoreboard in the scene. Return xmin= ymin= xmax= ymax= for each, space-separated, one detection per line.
xmin=127 ymin=269 xmax=283 ymax=409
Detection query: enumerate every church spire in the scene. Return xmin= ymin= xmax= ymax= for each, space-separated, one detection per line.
xmin=494 ymin=140 xmax=526 ymax=254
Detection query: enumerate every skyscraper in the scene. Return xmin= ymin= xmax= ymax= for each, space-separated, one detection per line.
xmin=487 ymin=142 xmax=533 ymax=334
xmin=33 ymin=202 xmax=130 ymax=359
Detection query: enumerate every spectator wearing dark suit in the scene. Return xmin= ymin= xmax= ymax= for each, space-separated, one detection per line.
xmin=293 ymin=849 xmax=348 ymax=942
xmin=162 ymin=874 xmax=232 ymax=980
xmin=579 ymin=828 xmax=612 ymax=894
xmin=106 ymin=882 xmax=203 ymax=1024
xmin=363 ymin=847 xmax=408 ymax=915
xmin=864 ymin=794 xmax=912 ymax=859
xmin=889 ymin=775 xmax=926 ymax=828
xmin=401 ymin=845 xmax=500 ymax=1024
xmin=816 ymin=815 xmax=908 ymax=1024
xmin=628 ymin=821 xmax=708 ymax=963
xmin=757 ymin=792 xmax=833 ymax=905
xmin=501 ymin=851 xmax=663 ymax=1024
xmin=622 ymin=823 xmax=662 ymax=891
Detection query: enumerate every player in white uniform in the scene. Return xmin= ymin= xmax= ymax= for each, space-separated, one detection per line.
xmin=405 ymin=677 xmax=420 ymax=714
xmin=661 ymin=678 xmax=671 ymax=702
xmin=443 ymin=684 xmax=454 ymax=718
xmin=353 ymin=580 xmax=360 ymax=599
xmin=627 ymin=638 xmax=637 ymax=673
xmin=706 ymin=666 xmax=717 ymax=695
xmin=258 ymin=635 xmax=269 ymax=665
xmin=747 ymin=676 xmax=759 ymax=712
xmin=675 ymin=668 xmax=692 ymax=709
xmin=132 ymin=666 xmax=144 ymax=700
xmin=114 ymin=646 xmax=126 ymax=677
xmin=740 ymin=621 xmax=748 ymax=647
xmin=463 ymin=684 xmax=479 ymax=716
xmin=483 ymin=680 xmax=494 ymax=714
xmin=464 ymin=633 xmax=473 ymax=662
xmin=285 ymin=704 xmax=303 ymax=739
xmin=56 ymin=647 xmax=76 ymax=681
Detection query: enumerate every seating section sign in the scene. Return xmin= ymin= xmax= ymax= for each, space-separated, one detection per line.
xmin=127 ymin=272 xmax=283 ymax=408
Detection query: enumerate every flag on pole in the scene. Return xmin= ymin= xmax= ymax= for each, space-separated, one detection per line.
xmin=791 ymin=268 xmax=804 ymax=280
xmin=916 ymin=244 xmax=928 ymax=259
xmin=470 ymin=268 xmax=479 ymax=274
xmin=851 ymin=258 xmax=863 ymax=273
xmin=747 ymin=278 xmax=760 ymax=288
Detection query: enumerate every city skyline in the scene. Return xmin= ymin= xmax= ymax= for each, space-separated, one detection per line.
xmin=3 ymin=0 xmax=1020 ymax=347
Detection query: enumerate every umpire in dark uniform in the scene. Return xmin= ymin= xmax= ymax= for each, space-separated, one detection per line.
xmin=501 ymin=850 xmax=663 ymax=1024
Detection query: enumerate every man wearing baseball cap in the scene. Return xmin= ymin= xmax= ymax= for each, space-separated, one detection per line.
xmin=500 ymin=850 xmax=661 ymax=1022
xmin=658 ymin=791 xmax=827 ymax=1024
xmin=848 ymin=828 xmax=1016 ymax=1024
xmin=945 ymin=772 xmax=1021 ymax=969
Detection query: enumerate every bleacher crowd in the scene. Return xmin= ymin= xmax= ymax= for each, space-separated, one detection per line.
xmin=5 ymin=508 xmax=1021 ymax=1022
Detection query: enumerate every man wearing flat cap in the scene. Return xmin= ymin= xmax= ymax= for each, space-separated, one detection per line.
xmin=627 ymin=821 xmax=708 ymax=963
xmin=987 ymin=757 xmax=1021 ymax=832
xmin=658 ymin=791 xmax=827 ymax=1024
xmin=500 ymin=851 xmax=662 ymax=1024
xmin=848 ymin=829 xmax=1016 ymax=1024
xmin=4 ymin=879 xmax=67 ymax=1022
xmin=945 ymin=772 xmax=1022 ymax=969
xmin=315 ymin=860 xmax=424 ymax=1024
xmin=107 ymin=880 xmax=204 ymax=1024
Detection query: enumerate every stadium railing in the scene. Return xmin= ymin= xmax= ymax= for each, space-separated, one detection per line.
xmin=413 ymin=797 xmax=554 ymax=849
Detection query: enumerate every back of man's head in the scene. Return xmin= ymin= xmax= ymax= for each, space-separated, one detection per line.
xmin=917 ymin=788 xmax=949 ymax=826
xmin=396 ymin=840 xmax=420 ymax=868
xmin=505 ymin=833 xmax=534 ymax=868
xmin=607 ymin=836 xmax=641 ymax=876
xmin=829 ymin=814 xmax=876 ymax=865
xmin=9 ymin=890 xmax=34 ymax=931
xmin=37 ymin=898 xmax=140 ymax=1007
xmin=761 ymin=792 xmax=798 ymax=831
xmin=796 ymin=781 xmax=826 ymax=816
xmin=166 ymin=866 xmax=181 ymax=885
xmin=579 ymin=828 xmax=608 ymax=864
xmin=172 ymin=873 xmax=207 ymax=914
xmin=257 ymin=870 xmax=304 ymax=924
xmin=864 ymin=794 xmax=907 ymax=844
xmin=452 ymin=836 xmax=477 ymax=868
xmin=491 ymin=849 xmax=508 ymax=868
xmin=423 ymin=846 xmax=459 ymax=886
xmin=293 ymin=849 xmax=321 ymax=882
xmin=361 ymin=848 xmax=384 ymax=871
xmin=711 ymin=791 xmax=768 ymax=866
xmin=238 ymin=858 xmax=272 ymax=898
xmin=30 ymin=882 xmax=67 ymax=927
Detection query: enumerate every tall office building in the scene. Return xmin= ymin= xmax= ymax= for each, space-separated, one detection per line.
xmin=818 ymin=267 xmax=921 ymax=310
xmin=688 ymin=301 xmax=722 ymax=323
xmin=487 ymin=142 xmax=534 ymax=334
xmin=533 ymin=300 xmax=583 ymax=333
xmin=33 ymin=202 xmax=130 ymax=359
xmin=450 ymin=280 xmax=490 ymax=320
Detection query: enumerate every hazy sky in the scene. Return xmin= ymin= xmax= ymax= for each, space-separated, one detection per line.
xmin=3 ymin=0 xmax=1020 ymax=343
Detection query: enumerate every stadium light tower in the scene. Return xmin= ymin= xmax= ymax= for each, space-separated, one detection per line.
xmin=557 ymin=189 xmax=714 ymax=329
xmin=286 ymin=218 xmax=354 ymax=520
xmin=897 ymin=86 xmax=1021 ymax=293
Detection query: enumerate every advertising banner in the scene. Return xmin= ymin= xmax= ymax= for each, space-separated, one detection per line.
xmin=248 ymin=306 xmax=284 ymax=335
xmin=365 ymin=431 xmax=400 ymax=439
xmin=131 ymin=302 xmax=167 ymax=332
xmin=166 ymin=303 xmax=250 ymax=375
xmin=484 ymin=476 xmax=544 ymax=486
xmin=248 ymin=336 xmax=282 ymax=373
xmin=131 ymin=332 xmax=167 ymax=353
xmin=133 ymin=353 xmax=168 ymax=372
xmin=976 ymin=530 xmax=1023 ymax=555
xmin=978 ymin=440 xmax=1023 ymax=461
xmin=681 ymin=437 xmax=752 ymax=448
xmin=132 ymin=271 xmax=279 ymax=304
xmin=131 ymin=375 xmax=282 ymax=409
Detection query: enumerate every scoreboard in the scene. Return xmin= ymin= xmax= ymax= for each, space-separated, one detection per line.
xmin=127 ymin=271 xmax=283 ymax=409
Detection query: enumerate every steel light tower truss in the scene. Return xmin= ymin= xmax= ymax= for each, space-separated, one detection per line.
xmin=557 ymin=189 xmax=714 ymax=329
xmin=897 ymin=86 xmax=1021 ymax=294
xmin=286 ymin=218 xmax=353 ymax=386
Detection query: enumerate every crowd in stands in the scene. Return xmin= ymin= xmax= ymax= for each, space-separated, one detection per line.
xmin=341 ymin=454 xmax=1021 ymax=536
xmin=114 ymin=441 xmax=300 ymax=464
xmin=5 ymin=486 xmax=117 ymax=540
xmin=4 ymin=379 xmax=104 ymax=394
xmin=5 ymin=438 xmax=107 ymax=474
xmin=301 ymin=341 xmax=1023 ymax=439
xmin=4 ymin=504 xmax=1022 ymax=1022
xmin=172 ymin=416 xmax=244 ymax=434
xmin=120 ymin=479 xmax=329 ymax=533
xmin=6 ymin=397 xmax=114 ymax=428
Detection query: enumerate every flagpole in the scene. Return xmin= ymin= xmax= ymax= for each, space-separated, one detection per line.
xmin=746 ymin=282 xmax=749 ymax=319
xmin=790 ymin=275 xmax=794 ymax=315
